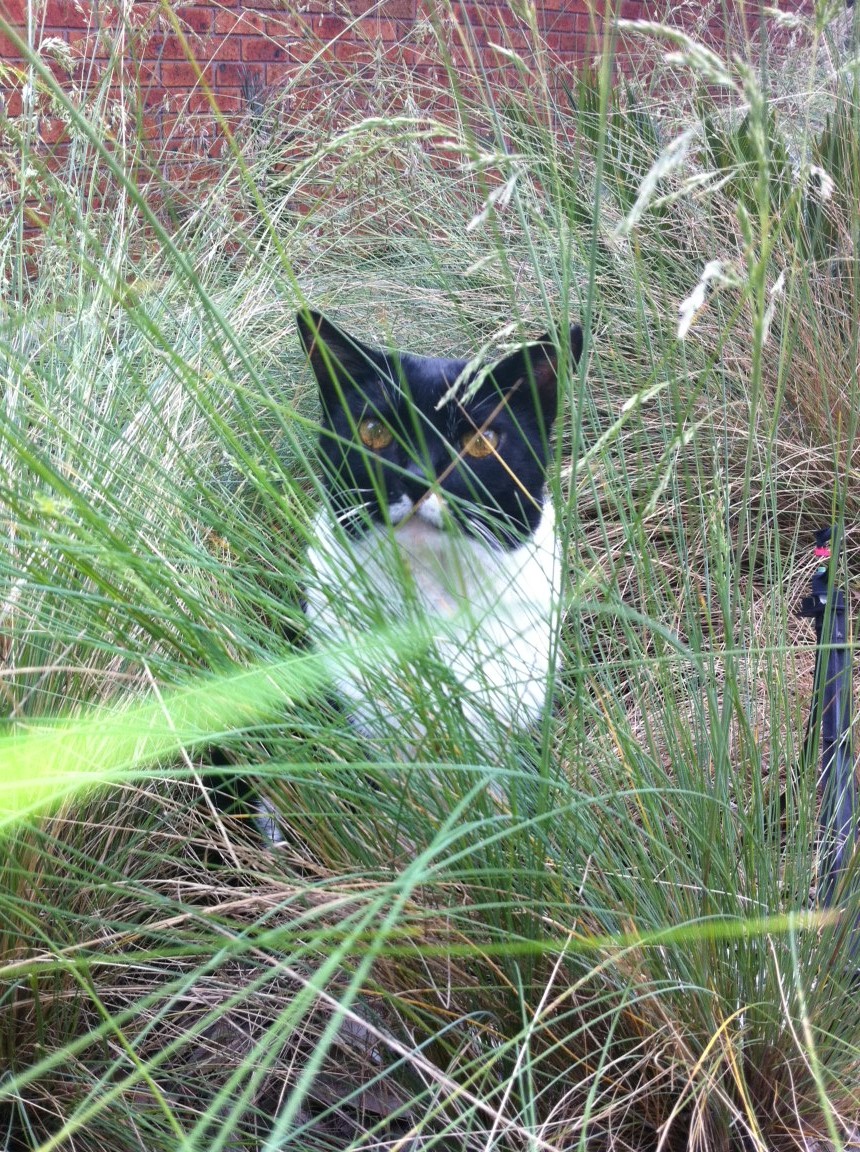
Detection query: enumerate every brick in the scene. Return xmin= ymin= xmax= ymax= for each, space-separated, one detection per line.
xmin=182 ymin=89 xmax=212 ymax=112
xmin=461 ymin=20 xmax=487 ymax=47
xmin=140 ymin=111 xmax=162 ymax=139
xmin=204 ymin=35 xmax=242 ymax=62
xmin=213 ymin=85 xmax=243 ymax=111
xmin=212 ymin=60 xmax=245 ymax=85
xmin=128 ymin=4 xmax=158 ymax=28
xmin=0 ymin=1 xmax=759 ymax=177
xmin=549 ymin=11 xmax=577 ymax=35
xmin=378 ymin=0 xmax=415 ymax=16
xmin=45 ymin=141 xmax=71 ymax=166
xmin=283 ymin=36 xmax=317 ymax=65
xmin=392 ymin=41 xmax=418 ymax=67
xmin=3 ymin=91 xmax=23 ymax=116
xmin=263 ymin=60 xmax=299 ymax=86
xmin=311 ymin=12 xmax=347 ymax=38
xmin=39 ymin=116 xmax=68 ymax=144
xmin=174 ymin=6 xmax=214 ymax=34
xmin=214 ymin=9 xmax=266 ymax=34
xmin=149 ymin=33 xmax=196 ymax=58
xmin=371 ymin=18 xmax=397 ymax=41
xmin=133 ymin=56 xmax=161 ymax=84
xmin=138 ymin=84 xmax=168 ymax=108
xmin=42 ymin=1 xmax=84 ymax=26
xmin=161 ymin=126 xmax=196 ymax=151
xmin=331 ymin=38 xmax=373 ymax=63
xmin=161 ymin=59 xmax=206 ymax=87
xmin=154 ymin=31 xmax=236 ymax=62
xmin=265 ymin=11 xmax=307 ymax=36
xmin=69 ymin=31 xmax=111 ymax=61
xmin=241 ymin=37 xmax=287 ymax=61
xmin=2 ymin=0 xmax=27 ymax=28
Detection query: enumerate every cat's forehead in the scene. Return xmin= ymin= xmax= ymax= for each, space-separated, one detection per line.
xmin=336 ymin=346 xmax=528 ymax=425
xmin=380 ymin=353 xmax=524 ymax=424
xmin=387 ymin=351 xmax=470 ymax=408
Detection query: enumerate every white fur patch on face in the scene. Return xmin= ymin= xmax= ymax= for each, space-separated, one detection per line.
xmin=387 ymin=494 xmax=414 ymax=524
xmin=415 ymin=492 xmax=445 ymax=528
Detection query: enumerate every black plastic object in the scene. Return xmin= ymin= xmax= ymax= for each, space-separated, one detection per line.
xmin=798 ymin=527 xmax=857 ymax=909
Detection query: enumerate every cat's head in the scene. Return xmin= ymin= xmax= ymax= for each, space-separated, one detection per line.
xmin=297 ymin=310 xmax=583 ymax=549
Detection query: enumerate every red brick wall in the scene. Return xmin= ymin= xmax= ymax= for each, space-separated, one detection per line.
xmin=0 ymin=0 xmax=807 ymax=184
xmin=0 ymin=1 xmax=607 ymax=117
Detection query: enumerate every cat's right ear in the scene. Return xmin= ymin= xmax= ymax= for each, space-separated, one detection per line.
xmin=489 ymin=323 xmax=585 ymax=431
xmin=296 ymin=310 xmax=382 ymax=410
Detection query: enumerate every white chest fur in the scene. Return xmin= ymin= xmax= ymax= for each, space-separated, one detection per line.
xmin=303 ymin=501 xmax=561 ymax=751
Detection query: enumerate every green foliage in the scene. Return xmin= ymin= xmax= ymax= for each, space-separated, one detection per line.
xmin=806 ymin=87 xmax=860 ymax=268
xmin=700 ymin=104 xmax=794 ymax=218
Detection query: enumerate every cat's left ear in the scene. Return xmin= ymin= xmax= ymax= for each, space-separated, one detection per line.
xmin=490 ymin=324 xmax=584 ymax=426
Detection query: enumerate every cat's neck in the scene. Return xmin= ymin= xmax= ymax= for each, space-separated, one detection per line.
xmin=304 ymin=498 xmax=561 ymax=744
xmin=309 ymin=497 xmax=558 ymax=620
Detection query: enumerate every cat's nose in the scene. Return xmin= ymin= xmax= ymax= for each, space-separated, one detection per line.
xmin=402 ymin=459 xmax=433 ymax=497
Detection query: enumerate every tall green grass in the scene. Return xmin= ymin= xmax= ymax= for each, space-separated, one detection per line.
xmin=2 ymin=1 xmax=860 ymax=1149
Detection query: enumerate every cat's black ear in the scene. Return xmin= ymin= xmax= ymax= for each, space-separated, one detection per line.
xmin=490 ymin=324 xmax=584 ymax=426
xmin=296 ymin=310 xmax=382 ymax=409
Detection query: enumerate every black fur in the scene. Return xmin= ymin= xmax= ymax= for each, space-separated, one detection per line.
xmin=297 ymin=310 xmax=583 ymax=549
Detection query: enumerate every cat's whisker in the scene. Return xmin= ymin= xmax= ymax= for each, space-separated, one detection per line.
xmin=334 ymin=502 xmax=372 ymax=527
xmin=453 ymin=505 xmax=506 ymax=547
xmin=464 ymin=518 xmax=500 ymax=550
xmin=463 ymin=502 xmax=504 ymax=528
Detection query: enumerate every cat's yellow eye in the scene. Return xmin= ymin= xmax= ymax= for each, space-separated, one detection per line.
xmin=359 ymin=417 xmax=393 ymax=451
xmin=462 ymin=429 xmax=500 ymax=459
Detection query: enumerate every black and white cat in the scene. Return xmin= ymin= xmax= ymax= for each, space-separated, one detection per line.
xmin=297 ymin=309 xmax=584 ymax=756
